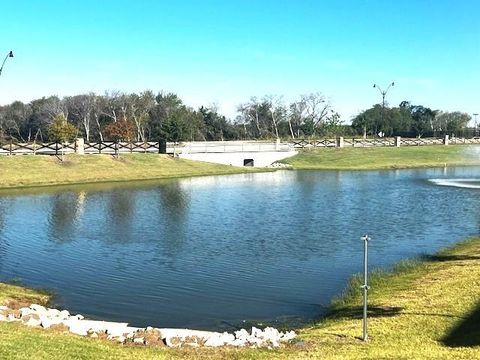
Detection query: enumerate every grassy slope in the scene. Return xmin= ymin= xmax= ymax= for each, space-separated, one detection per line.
xmin=0 ymin=154 xmax=261 ymax=189
xmin=283 ymin=145 xmax=480 ymax=170
xmin=1 ymin=239 xmax=479 ymax=359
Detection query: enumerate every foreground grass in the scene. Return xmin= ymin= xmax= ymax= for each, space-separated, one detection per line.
xmin=1 ymin=238 xmax=479 ymax=359
xmin=0 ymin=154 xmax=261 ymax=189
xmin=284 ymin=145 xmax=480 ymax=170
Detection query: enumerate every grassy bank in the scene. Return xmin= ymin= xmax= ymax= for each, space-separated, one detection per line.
xmin=1 ymin=238 xmax=479 ymax=359
xmin=284 ymin=145 xmax=480 ymax=170
xmin=0 ymin=154 xmax=261 ymax=190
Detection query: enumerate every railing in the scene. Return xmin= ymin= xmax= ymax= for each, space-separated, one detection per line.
xmin=181 ymin=141 xmax=294 ymax=154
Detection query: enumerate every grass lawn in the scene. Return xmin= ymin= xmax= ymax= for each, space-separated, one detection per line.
xmin=0 ymin=153 xmax=263 ymax=190
xmin=283 ymin=145 xmax=480 ymax=170
xmin=1 ymin=238 xmax=479 ymax=359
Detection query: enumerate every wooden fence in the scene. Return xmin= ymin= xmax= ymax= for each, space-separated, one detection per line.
xmin=291 ymin=137 xmax=480 ymax=149
xmin=0 ymin=141 xmax=167 ymax=155
xmin=0 ymin=137 xmax=479 ymax=155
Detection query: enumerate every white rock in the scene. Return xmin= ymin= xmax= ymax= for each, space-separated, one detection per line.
xmin=7 ymin=314 xmax=20 ymax=322
xmin=0 ymin=314 xmax=7 ymax=321
xmin=0 ymin=305 xmax=9 ymax=311
xmin=40 ymin=317 xmax=65 ymax=329
xmin=58 ymin=310 xmax=70 ymax=319
xmin=234 ymin=328 xmax=250 ymax=340
xmin=46 ymin=308 xmax=61 ymax=318
xmin=74 ymin=314 xmax=85 ymax=320
xmin=263 ymin=327 xmax=280 ymax=340
xmin=20 ymin=308 xmax=36 ymax=318
xmin=280 ymin=330 xmax=296 ymax=341
xmin=24 ymin=317 xmax=42 ymax=327
xmin=133 ymin=337 xmax=145 ymax=345
xmin=29 ymin=304 xmax=46 ymax=313
xmin=251 ymin=326 xmax=263 ymax=338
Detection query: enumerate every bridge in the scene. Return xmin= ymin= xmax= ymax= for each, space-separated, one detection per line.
xmin=175 ymin=141 xmax=297 ymax=167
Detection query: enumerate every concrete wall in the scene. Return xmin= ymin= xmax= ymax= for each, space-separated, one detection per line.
xmin=178 ymin=150 xmax=298 ymax=167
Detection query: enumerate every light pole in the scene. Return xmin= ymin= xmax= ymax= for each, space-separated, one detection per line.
xmin=0 ymin=51 xmax=14 ymax=77
xmin=473 ymin=113 xmax=479 ymax=137
xmin=373 ymin=82 xmax=394 ymax=137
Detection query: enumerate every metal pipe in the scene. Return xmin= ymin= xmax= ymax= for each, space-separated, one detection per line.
xmin=361 ymin=234 xmax=370 ymax=341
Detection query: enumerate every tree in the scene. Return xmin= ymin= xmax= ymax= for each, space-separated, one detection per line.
xmin=104 ymin=117 xmax=136 ymax=157
xmin=435 ymin=111 xmax=470 ymax=136
xmin=47 ymin=113 xmax=77 ymax=160
xmin=65 ymin=94 xmax=96 ymax=141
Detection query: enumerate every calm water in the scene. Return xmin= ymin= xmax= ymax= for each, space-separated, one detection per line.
xmin=0 ymin=167 xmax=479 ymax=330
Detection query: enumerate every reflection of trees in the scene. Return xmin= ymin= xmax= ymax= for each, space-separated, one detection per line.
xmin=48 ymin=192 xmax=85 ymax=242
xmin=155 ymin=183 xmax=190 ymax=259
xmin=106 ymin=190 xmax=136 ymax=244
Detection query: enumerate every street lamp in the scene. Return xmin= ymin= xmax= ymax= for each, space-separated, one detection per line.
xmin=373 ymin=81 xmax=395 ymax=137
xmin=474 ymin=113 xmax=479 ymax=137
xmin=0 ymin=51 xmax=14 ymax=77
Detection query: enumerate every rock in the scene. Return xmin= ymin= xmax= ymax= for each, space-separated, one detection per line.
xmin=73 ymin=314 xmax=85 ymax=320
xmin=0 ymin=314 xmax=6 ymax=322
xmin=24 ymin=317 xmax=42 ymax=327
xmin=234 ymin=329 xmax=250 ymax=340
xmin=204 ymin=332 xmax=235 ymax=347
xmin=0 ymin=305 xmax=9 ymax=311
xmin=46 ymin=308 xmax=61 ymax=318
xmin=115 ymin=335 xmax=126 ymax=344
xmin=40 ymin=317 xmax=64 ymax=329
xmin=280 ymin=330 xmax=296 ymax=341
xmin=165 ymin=336 xmax=182 ymax=347
xmin=58 ymin=310 xmax=70 ymax=320
xmin=133 ymin=337 xmax=145 ymax=345
xmin=29 ymin=304 xmax=46 ymax=313
xmin=251 ymin=326 xmax=263 ymax=338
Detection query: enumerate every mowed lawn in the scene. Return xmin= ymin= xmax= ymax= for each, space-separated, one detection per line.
xmin=0 ymin=239 xmax=479 ymax=359
xmin=0 ymin=153 xmax=261 ymax=189
xmin=283 ymin=145 xmax=480 ymax=170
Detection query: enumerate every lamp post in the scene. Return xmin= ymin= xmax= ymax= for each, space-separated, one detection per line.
xmin=373 ymin=82 xmax=394 ymax=137
xmin=474 ymin=113 xmax=479 ymax=137
xmin=0 ymin=51 xmax=14 ymax=77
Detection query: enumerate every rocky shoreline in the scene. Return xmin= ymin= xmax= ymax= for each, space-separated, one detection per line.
xmin=0 ymin=303 xmax=296 ymax=348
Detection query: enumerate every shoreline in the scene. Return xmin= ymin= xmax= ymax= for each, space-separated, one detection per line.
xmin=1 ymin=237 xmax=479 ymax=358
xmin=0 ymin=145 xmax=478 ymax=191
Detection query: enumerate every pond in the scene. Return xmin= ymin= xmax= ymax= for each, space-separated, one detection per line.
xmin=0 ymin=167 xmax=479 ymax=330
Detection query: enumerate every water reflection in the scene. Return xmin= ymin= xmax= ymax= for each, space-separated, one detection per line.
xmin=48 ymin=192 xmax=84 ymax=242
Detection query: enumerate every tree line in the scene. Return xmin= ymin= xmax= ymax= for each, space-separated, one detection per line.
xmin=0 ymin=90 xmax=473 ymax=143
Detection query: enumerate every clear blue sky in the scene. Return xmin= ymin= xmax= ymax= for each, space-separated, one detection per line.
xmin=1 ymin=0 xmax=479 ymax=123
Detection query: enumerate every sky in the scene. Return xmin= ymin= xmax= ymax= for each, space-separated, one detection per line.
xmin=1 ymin=0 xmax=479 ymax=124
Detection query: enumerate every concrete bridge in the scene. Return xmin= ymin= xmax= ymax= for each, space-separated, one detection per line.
xmin=175 ymin=141 xmax=297 ymax=167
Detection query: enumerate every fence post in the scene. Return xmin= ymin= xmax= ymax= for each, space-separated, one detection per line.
xmin=75 ymin=138 xmax=85 ymax=155
xmin=444 ymin=135 xmax=449 ymax=146
xmin=395 ymin=136 xmax=401 ymax=147
xmin=336 ymin=136 xmax=344 ymax=148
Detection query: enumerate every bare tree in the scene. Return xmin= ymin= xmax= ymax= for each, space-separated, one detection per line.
xmin=65 ymin=93 xmax=95 ymax=141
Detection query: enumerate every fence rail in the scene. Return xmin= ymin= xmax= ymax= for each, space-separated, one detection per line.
xmin=0 ymin=137 xmax=479 ymax=156
xmin=291 ymin=137 xmax=480 ymax=148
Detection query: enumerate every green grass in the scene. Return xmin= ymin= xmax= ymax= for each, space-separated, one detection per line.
xmin=283 ymin=145 xmax=480 ymax=170
xmin=1 ymin=238 xmax=480 ymax=359
xmin=0 ymin=154 xmax=264 ymax=190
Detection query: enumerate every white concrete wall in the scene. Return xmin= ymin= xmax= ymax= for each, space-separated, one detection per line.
xmin=178 ymin=151 xmax=298 ymax=167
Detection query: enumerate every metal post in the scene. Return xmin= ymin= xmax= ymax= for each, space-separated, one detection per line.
xmin=361 ymin=234 xmax=370 ymax=341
